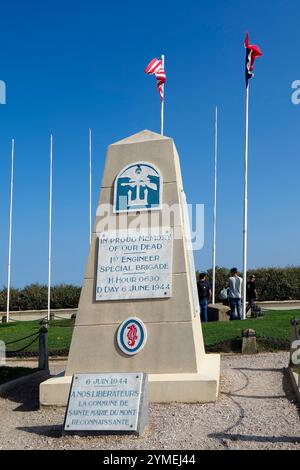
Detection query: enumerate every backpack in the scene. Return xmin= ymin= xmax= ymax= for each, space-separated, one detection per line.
xmin=197 ymin=281 xmax=209 ymax=299
xmin=219 ymin=288 xmax=228 ymax=300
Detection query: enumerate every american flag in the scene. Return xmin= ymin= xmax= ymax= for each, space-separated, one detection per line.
xmin=245 ymin=33 xmax=262 ymax=86
xmin=145 ymin=58 xmax=166 ymax=101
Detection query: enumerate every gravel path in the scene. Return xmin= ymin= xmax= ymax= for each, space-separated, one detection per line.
xmin=0 ymin=352 xmax=299 ymax=450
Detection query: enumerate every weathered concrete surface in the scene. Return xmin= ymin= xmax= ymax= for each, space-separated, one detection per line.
xmin=1 ymin=309 xmax=76 ymax=322
xmin=41 ymin=130 xmax=220 ymax=404
xmin=242 ymin=337 xmax=258 ymax=355
xmin=40 ymin=354 xmax=220 ymax=406
xmin=257 ymin=300 xmax=300 ymax=311
xmin=288 ymin=367 xmax=300 ymax=402
xmin=208 ymin=303 xmax=230 ymax=322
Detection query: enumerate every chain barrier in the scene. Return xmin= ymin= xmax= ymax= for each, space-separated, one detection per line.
xmin=5 ymin=330 xmax=40 ymax=346
xmin=7 ymin=333 xmax=40 ymax=354
xmin=0 ymin=319 xmax=71 ymax=359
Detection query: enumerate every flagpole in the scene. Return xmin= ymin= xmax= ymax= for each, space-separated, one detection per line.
xmin=160 ymin=54 xmax=165 ymax=135
xmin=212 ymin=107 xmax=218 ymax=305
xmin=47 ymin=134 xmax=53 ymax=322
xmin=242 ymin=85 xmax=249 ymax=320
xmin=6 ymin=139 xmax=15 ymax=323
xmin=89 ymin=128 xmax=92 ymax=244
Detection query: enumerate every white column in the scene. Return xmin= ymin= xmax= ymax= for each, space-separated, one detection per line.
xmin=212 ymin=107 xmax=218 ymax=305
xmin=160 ymin=54 xmax=165 ymax=135
xmin=47 ymin=135 xmax=53 ymax=322
xmin=242 ymin=86 xmax=249 ymax=320
xmin=89 ymin=128 xmax=92 ymax=244
xmin=6 ymin=139 xmax=15 ymax=323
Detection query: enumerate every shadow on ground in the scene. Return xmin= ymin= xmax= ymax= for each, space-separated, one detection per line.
xmin=0 ymin=371 xmax=50 ymax=412
xmin=209 ymin=365 xmax=300 ymax=448
xmin=16 ymin=425 xmax=62 ymax=438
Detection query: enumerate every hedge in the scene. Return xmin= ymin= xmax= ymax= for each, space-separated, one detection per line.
xmin=0 ymin=284 xmax=81 ymax=312
xmin=0 ymin=266 xmax=299 ymax=311
xmin=197 ymin=266 xmax=300 ymax=301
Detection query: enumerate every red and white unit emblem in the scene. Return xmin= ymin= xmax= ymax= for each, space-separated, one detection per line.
xmin=117 ymin=317 xmax=147 ymax=356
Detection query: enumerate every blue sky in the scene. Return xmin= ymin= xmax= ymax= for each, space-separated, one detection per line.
xmin=0 ymin=0 xmax=299 ymax=287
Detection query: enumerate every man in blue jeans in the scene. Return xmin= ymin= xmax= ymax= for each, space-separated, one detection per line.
xmin=228 ymin=267 xmax=243 ymax=320
xmin=197 ymin=273 xmax=211 ymax=322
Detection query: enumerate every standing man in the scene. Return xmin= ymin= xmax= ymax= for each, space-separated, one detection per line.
xmin=246 ymin=274 xmax=257 ymax=316
xmin=228 ymin=267 xmax=243 ymax=320
xmin=197 ymin=272 xmax=211 ymax=323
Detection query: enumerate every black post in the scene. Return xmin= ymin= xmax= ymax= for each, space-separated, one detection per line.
xmin=39 ymin=320 xmax=49 ymax=371
xmin=290 ymin=318 xmax=299 ymax=366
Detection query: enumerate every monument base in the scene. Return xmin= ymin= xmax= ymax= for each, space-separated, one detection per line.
xmin=288 ymin=366 xmax=300 ymax=402
xmin=40 ymin=354 xmax=220 ymax=406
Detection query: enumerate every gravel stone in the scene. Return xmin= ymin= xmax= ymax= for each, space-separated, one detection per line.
xmin=0 ymin=352 xmax=299 ymax=450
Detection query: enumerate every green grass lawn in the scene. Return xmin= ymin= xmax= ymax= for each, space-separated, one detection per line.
xmin=0 ymin=319 xmax=73 ymax=353
xmin=0 ymin=310 xmax=298 ymax=354
xmin=202 ymin=310 xmax=300 ymax=350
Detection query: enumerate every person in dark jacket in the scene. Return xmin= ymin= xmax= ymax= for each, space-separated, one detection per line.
xmin=246 ymin=274 xmax=257 ymax=315
xmin=197 ymin=273 xmax=211 ymax=323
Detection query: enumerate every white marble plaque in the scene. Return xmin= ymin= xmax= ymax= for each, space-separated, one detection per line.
xmin=64 ymin=373 xmax=147 ymax=433
xmin=96 ymin=227 xmax=173 ymax=301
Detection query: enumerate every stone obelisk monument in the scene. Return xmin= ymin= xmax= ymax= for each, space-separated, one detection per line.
xmin=40 ymin=130 xmax=220 ymax=405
